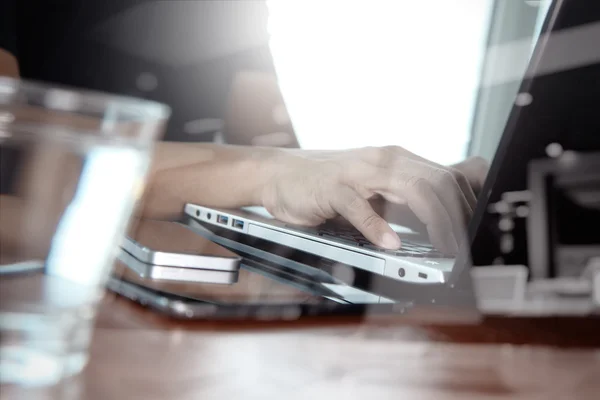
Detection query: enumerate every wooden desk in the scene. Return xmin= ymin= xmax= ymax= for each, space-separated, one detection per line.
xmin=9 ymin=292 xmax=600 ymax=400
xmin=4 ymin=217 xmax=600 ymax=399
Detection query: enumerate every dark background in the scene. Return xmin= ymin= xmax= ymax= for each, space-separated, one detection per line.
xmin=13 ymin=0 xmax=279 ymax=142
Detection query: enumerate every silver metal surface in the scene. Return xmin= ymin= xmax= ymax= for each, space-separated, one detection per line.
xmin=185 ymin=217 xmax=337 ymax=282
xmin=118 ymin=249 xmax=239 ymax=284
xmin=106 ymin=277 xmax=214 ymax=318
xmin=0 ymin=260 xmax=45 ymax=275
xmin=121 ymin=236 xmax=241 ymax=271
xmin=184 ymin=204 xmax=454 ymax=284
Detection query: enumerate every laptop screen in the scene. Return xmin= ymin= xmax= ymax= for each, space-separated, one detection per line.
xmin=469 ymin=0 xmax=600 ymax=271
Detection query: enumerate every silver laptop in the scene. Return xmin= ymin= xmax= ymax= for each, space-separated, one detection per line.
xmin=183 ymin=204 xmax=454 ymax=284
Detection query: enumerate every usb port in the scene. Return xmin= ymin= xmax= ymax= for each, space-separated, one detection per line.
xmin=232 ymin=219 xmax=244 ymax=229
xmin=418 ymin=272 xmax=428 ymax=279
xmin=217 ymin=215 xmax=229 ymax=225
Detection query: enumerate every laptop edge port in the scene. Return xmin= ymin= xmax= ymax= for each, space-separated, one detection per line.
xmin=217 ymin=215 xmax=229 ymax=225
xmin=232 ymin=219 xmax=244 ymax=229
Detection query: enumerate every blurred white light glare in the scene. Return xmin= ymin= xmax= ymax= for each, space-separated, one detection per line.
xmin=516 ymin=205 xmax=530 ymax=218
xmin=560 ymin=150 xmax=578 ymax=165
xmin=545 ymin=142 xmax=563 ymax=158
xmin=267 ymin=0 xmax=493 ymax=165
xmin=0 ymin=112 xmax=14 ymax=123
xmin=500 ymin=234 xmax=514 ymax=253
xmin=515 ymin=92 xmax=533 ymax=106
xmin=45 ymin=89 xmax=81 ymax=111
xmin=499 ymin=218 xmax=514 ymax=232
xmin=0 ymin=84 xmax=16 ymax=95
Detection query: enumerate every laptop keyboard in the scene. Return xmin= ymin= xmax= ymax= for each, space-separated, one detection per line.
xmin=286 ymin=224 xmax=450 ymax=259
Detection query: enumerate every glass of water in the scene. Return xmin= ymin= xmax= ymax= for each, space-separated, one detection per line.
xmin=0 ymin=78 xmax=170 ymax=387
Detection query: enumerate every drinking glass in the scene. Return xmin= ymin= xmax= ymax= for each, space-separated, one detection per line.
xmin=0 ymin=78 xmax=170 ymax=387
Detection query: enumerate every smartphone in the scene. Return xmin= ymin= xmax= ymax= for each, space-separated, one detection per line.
xmin=106 ymin=275 xmax=326 ymax=320
xmin=111 ymin=255 xmax=334 ymax=304
xmin=106 ymin=275 xmax=214 ymax=318
xmin=122 ymin=219 xmax=241 ymax=271
xmin=107 ymin=257 xmax=345 ymax=320
xmin=117 ymin=248 xmax=239 ymax=284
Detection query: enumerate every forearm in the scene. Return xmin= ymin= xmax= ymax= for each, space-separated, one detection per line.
xmin=139 ymin=142 xmax=278 ymax=219
xmin=1 ymin=47 xmax=275 ymax=220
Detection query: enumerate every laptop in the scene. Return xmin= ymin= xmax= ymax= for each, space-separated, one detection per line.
xmin=183 ymin=0 xmax=600 ymax=307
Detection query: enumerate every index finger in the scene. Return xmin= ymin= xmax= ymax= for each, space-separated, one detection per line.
xmin=330 ymin=186 xmax=401 ymax=250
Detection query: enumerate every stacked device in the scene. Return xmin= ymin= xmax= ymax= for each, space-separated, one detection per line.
xmin=119 ymin=220 xmax=242 ymax=284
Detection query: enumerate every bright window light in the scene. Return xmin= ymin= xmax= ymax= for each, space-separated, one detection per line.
xmin=267 ymin=0 xmax=493 ymax=165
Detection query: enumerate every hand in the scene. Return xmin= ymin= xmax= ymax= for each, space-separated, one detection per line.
xmin=261 ymin=146 xmax=488 ymax=254
xmin=371 ymin=156 xmax=490 ymax=238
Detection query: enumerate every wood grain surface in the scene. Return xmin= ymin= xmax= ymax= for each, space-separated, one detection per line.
xmin=5 ymin=293 xmax=600 ymax=400
xmin=4 ymin=220 xmax=600 ymax=399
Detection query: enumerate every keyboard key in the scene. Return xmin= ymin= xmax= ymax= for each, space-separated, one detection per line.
xmin=320 ymin=234 xmax=357 ymax=246
xmin=338 ymin=234 xmax=356 ymax=241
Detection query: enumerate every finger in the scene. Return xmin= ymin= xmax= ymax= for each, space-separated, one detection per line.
xmin=368 ymin=168 xmax=458 ymax=254
xmin=385 ymin=148 xmax=476 ymax=214
xmin=428 ymin=167 xmax=472 ymax=241
xmin=359 ymin=147 xmax=476 ymax=215
xmin=390 ymin=158 xmax=472 ymax=241
xmin=448 ymin=167 xmax=477 ymax=211
xmin=345 ymin=155 xmax=463 ymax=252
xmin=330 ymin=186 xmax=401 ymax=249
xmin=374 ymin=199 xmax=427 ymax=235
xmin=364 ymin=161 xmax=462 ymax=253
xmin=403 ymin=178 xmax=459 ymax=254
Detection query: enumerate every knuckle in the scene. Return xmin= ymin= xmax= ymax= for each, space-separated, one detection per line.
xmin=405 ymin=175 xmax=428 ymax=190
xmin=359 ymin=146 xmax=381 ymax=160
xmin=431 ymin=168 xmax=456 ymax=188
xmin=449 ymin=167 xmax=469 ymax=186
xmin=344 ymin=195 xmax=366 ymax=213
xmin=381 ymin=145 xmax=401 ymax=153
xmin=364 ymin=146 xmax=395 ymax=166
xmin=359 ymin=212 xmax=381 ymax=230
xmin=362 ymin=146 xmax=380 ymax=156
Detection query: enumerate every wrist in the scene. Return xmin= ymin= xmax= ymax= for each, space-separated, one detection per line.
xmin=244 ymin=146 xmax=283 ymax=206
